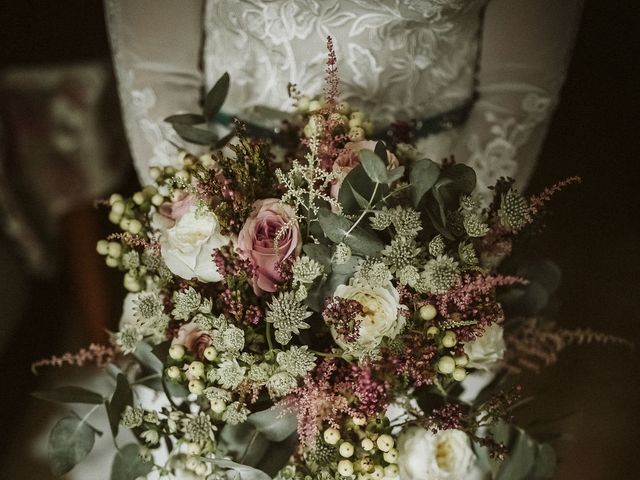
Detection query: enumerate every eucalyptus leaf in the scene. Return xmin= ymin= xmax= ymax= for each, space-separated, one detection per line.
xmin=32 ymin=386 xmax=104 ymax=405
xmin=172 ymin=124 xmax=219 ymax=146
xmin=48 ymin=414 xmax=96 ymax=476
xmin=358 ymin=149 xmax=388 ymax=184
xmin=387 ymin=166 xmax=405 ymax=183
xmin=348 ymin=182 xmax=371 ymax=209
xmin=409 ymin=159 xmax=440 ymax=207
xmin=106 ymin=374 xmax=133 ymax=438
xmin=164 ymin=113 xmax=205 ymax=125
xmin=204 ymin=72 xmax=230 ymax=119
xmin=445 ymin=163 xmax=476 ymax=194
xmin=220 ymin=423 xmax=270 ymax=467
xmin=317 ymin=209 xmax=383 ymax=257
xmin=374 ymin=141 xmax=388 ymax=161
xmin=303 ymin=243 xmax=332 ymax=270
xmin=151 ymin=340 xmax=171 ymax=366
xmin=247 ymin=407 xmax=297 ymax=442
xmin=110 ymin=443 xmax=153 ymax=480
xmin=212 ymin=458 xmax=271 ymax=480
xmin=134 ymin=341 xmax=164 ymax=373
xmin=338 ymin=165 xmax=386 ymax=215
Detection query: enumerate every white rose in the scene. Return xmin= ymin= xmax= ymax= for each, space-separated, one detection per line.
xmin=331 ymin=282 xmax=405 ymax=357
xmin=463 ymin=323 xmax=505 ymax=371
xmin=398 ymin=427 xmax=475 ymax=480
xmin=158 ymin=206 xmax=229 ymax=282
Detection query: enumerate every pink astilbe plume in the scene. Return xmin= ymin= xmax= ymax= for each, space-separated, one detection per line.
xmin=436 ymin=274 xmax=527 ymax=342
xmin=527 ymin=176 xmax=582 ymax=218
xmin=279 ymin=360 xmax=353 ymax=447
xmin=32 ymin=343 xmax=117 ymax=373
xmin=384 ymin=333 xmax=438 ymax=386
xmin=107 ymin=232 xmax=160 ymax=253
xmin=339 ymin=364 xmax=390 ymax=418
xmin=323 ymin=297 xmax=363 ymax=343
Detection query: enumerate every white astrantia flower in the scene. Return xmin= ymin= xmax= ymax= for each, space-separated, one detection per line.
xmin=464 ymin=323 xmax=506 ymax=371
xmin=331 ymin=282 xmax=405 ymax=357
xmin=397 ymin=427 xmax=475 ymax=480
xmin=157 ymin=205 xmax=229 ymax=283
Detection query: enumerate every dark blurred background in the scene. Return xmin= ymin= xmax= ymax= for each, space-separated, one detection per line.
xmin=0 ymin=1 xmax=638 ymax=479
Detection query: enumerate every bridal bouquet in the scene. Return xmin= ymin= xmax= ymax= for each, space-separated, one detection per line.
xmin=34 ymin=43 xmax=617 ymax=480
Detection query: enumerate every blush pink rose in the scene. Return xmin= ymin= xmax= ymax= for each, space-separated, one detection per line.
xmin=172 ymin=323 xmax=212 ymax=359
xmin=330 ymin=140 xmax=400 ymax=198
xmin=237 ymin=199 xmax=302 ymax=295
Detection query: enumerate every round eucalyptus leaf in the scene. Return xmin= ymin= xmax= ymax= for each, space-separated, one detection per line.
xmin=48 ymin=415 xmax=96 ymax=476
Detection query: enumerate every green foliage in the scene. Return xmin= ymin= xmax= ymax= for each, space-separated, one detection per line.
xmin=48 ymin=414 xmax=99 ymax=477
xmin=409 ymin=158 xmax=441 ymax=207
xmin=317 ymin=209 xmax=384 ymax=257
xmin=358 ymin=149 xmax=388 ymax=184
xmin=247 ymin=407 xmax=297 ymax=442
xmin=163 ymin=72 xmax=230 ymax=146
xmin=106 ymin=374 xmax=133 ymax=438
xmin=204 ymin=72 xmax=230 ymax=120
xmin=110 ymin=444 xmax=153 ymax=480
xmin=32 ymin=386 xmax=103 ymax=405
xmin=338 ymin=165 xmax=387 ymax=215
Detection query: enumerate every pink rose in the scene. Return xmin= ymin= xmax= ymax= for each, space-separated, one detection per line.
xmin=330 ymin=141 xmax=400 ymax=198
xmin=237 ymin=199 xmax=302 ymax=294
xmin=172 ymin=323 xmax=212 ymax=359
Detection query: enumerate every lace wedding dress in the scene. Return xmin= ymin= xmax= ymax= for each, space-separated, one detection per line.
xmin=105 ymin=0 xmax=582 ymax=195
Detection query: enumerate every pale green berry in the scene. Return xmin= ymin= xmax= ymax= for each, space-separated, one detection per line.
xmin=348 ymin=117 xmax=362 ymax=129
xmin=151 ymin=194 xmax=164 ymax=206
xmin=188 ymin=379 xmax=205 ymax=395
xmin=323 ymin=427 xmax=341 ymax=445
xmin=123 ymin=273 xmax=141 ymax=292
xmin=203 ymin=346 xmax=218 ymax=362
xmin=339 ymin=442 xmax=354 ymax=458
xmin=426 ymin=326 xmax=439 ymax=337
xmin=149 ymin=167 xmax=162 ymax=180
xmin=437 ymin=356 xmax=456 ymax=374
xmin=166 ymin=366 xmax=181 ymax=380
xmin=109 ymin=193 xmax=123 ymax=205
xmin=194 ymin=463 xmax=208 ymax=476
xmin=128 ymin=219 xmax=143 ymax=235
xmin=108 ymin=210 xmax=122 ymax=224
xmin=297 ymin=96 xmax=310 ymax=112
xmin=352 ymin=415 xmax=367 ymax=426
xmin=132 ymin=192 xmax=145 ymax=205
xmin=370 ymin=465 xmax=384 ymax=479
xmin=361 ymin=438 xmax=375 ymax=452
xmin=188 ymin=361 xmax=205 ymax=378
xmin=105 ymin=256 xmax=119 ymax=268
xmin=349 ymin=126 xmax=365 ymax=141
xmin=383 ymin=448 xmax=398 ymax=464
xmin=169 ymin=344 xmax=186 ymax=360
xmin=384 ymin=464 xmax=399 ymax=477
xmin=211 ymin=398 xmax=226 ymax=414
xmin=419 ymin=304 xmax=437 ymax=321
xmin=442 ymin=331 xmax=458 ymax=348
xmin=308 ymin=100 xmax=322 ymax=113
xmin=337 ymin=460 xmax=354 ymax=477
xmin=454 ymin=354 xmax=469 ymax=367
xmin=107 ymin=241 xmax=122 ymax=258
xmin=96 ymin=240 xmax=109 ymax=255
xmin=452 ymin=367 xmax=467 ymax=382
xmin=376 ymin=434 xmax=394 ymax=452
xmin=111 ymin=200 xmax=126 ymax=215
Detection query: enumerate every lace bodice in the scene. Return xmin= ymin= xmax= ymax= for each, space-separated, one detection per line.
xmin=105 ymin=0 xmax=583 ymax=192
xmin=203 ymin=0 xmax=484 ymax=128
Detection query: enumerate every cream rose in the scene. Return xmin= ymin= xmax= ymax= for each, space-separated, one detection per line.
xmin=155 ymin=202 xmax=229 ymax=283
xmin=397 ymin=427 xmax=475 ymax=480
xmin=464 ymin=323 xmax=506 ymax=371
xmin=331 ymin=282 xmax=405 ymax=356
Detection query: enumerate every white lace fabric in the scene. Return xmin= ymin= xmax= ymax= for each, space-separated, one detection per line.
xmin=105 ymin=0 xmax=583 ymax=193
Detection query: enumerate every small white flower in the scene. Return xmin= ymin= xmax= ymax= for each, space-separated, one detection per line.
xmin=397 ymin=427 xmax=475 ymax=480
xmin=331 ymin=282 xmax=405 ymax=357
xmin=463 ymin=323 xmax=506 ymax=371
xmin=157 ymin=206 xmax=229 ymax=283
